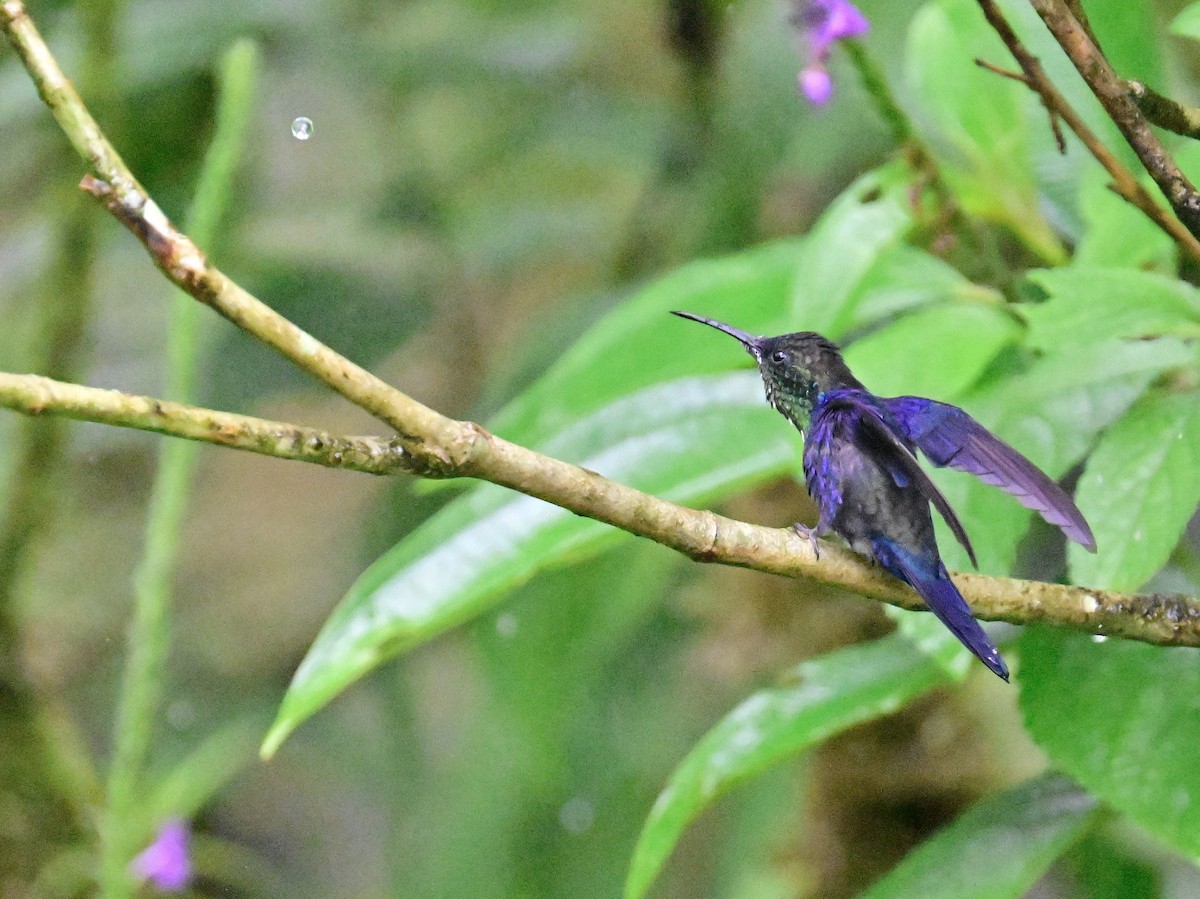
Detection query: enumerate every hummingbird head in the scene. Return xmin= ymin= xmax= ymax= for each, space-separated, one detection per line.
xmin=671 ymin=310 xmax=862 ymax=428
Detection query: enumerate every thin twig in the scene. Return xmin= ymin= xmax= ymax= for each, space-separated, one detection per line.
xmin=975 ymin=57 xmax=1066 ymax=152
xmin=5 ymin=0 xmax=1200 ymax=652
xmin=1029 ymin=0 xmax=1200 ymax=237
xmin=974 ymin=0 xmax=1200 ymax=264
xmin=0 ymin=373 xmax=413 ymax=476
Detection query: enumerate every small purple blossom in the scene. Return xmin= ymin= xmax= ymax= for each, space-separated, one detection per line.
xmin=790 ymin=0 xmax=869 ymax=104
xmin=131 ymin=819 xmax=191 ymax=892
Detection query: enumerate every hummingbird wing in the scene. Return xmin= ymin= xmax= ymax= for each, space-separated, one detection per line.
xmin=881 ymin=396 xmax=1096 ymax=552
xmin=817 ymin=391 xmax=978 ymax=567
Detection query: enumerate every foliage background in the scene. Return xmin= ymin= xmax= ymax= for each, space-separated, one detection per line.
xmin=3 ymin=0 xmax=1200 ymax=895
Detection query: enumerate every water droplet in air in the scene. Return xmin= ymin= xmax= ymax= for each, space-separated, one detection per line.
xmin=291 ymin=116 xmax=314 ymax=140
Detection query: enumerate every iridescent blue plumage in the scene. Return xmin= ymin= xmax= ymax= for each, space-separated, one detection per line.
xmin=672 ymin=311 xmax=1097 ymax=681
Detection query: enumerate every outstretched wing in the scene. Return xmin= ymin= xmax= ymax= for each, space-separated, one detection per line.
xmin=882 ymin=396 xmax=1096 ymax=552
xmin=817 ymin=391 xmax=978 ymax=567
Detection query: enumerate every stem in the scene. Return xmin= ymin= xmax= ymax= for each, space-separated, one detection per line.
xmin=842 ymin=39 xmax=1013 ymax=288
xmin=0 ymin=0 xmax=120 ymax=881
xmin=99 ymin=40 xmax=259 ymax=897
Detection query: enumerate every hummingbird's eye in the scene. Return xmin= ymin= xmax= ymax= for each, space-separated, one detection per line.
xmin=770 ymin=350 xmax=787 ymax=364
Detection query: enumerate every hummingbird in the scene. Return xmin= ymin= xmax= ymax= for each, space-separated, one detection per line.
xmin=672 ymin=311 xmax=1096 ymax=681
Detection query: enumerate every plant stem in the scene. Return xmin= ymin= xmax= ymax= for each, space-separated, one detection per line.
xmin=99 ymin=40 xmax=259 ymax=897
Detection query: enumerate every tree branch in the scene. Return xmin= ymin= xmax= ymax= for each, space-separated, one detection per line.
xmin=1028 ymin=0 xmax=1200 ymax=237
xmin=0 ymin=373 xmax=413 ymax=476
xmin=973 ymin=0 xmax=1200 ymax=265
xmin=5 ymin=0 xmax=1200 ymax=653
xmin=2 ymin=369 xmax=1200 ymax=651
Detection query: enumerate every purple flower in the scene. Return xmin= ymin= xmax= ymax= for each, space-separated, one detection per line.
xmin=131 ymin=819 xmax=191 ymax=892
xmin=790 ymin=0 xmax=869 ymax=104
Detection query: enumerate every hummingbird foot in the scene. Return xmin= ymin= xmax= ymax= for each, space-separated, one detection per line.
xmin=791 ymin=522 xmax=822 ymax=560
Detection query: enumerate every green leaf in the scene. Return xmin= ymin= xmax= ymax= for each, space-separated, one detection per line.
xmin=146 ymin=719 xmax=262 ymax=825
xmin=884 ymin=606 xmax=973 ymax=679
xmin=790 ymin=163 xmax=916 ymax=337
xmin=1023 ymin=268 xmax=1200 ymax=351
xmin=489 ymin=239 xmax=800 ymax=450
xmin=1072 ymin=168 xmax=1176 ymax=273
xmin=844 ymin=302 xmax=1020 ymax=400
xmin=1067 ymin=827 xmax=1162 ymax=899
xmin=263 ymin=372 xmax=795 ymax=756
xmin=1020 ymin=627 xmax=1200 ymax=859
xmin=624 ymin=636 xmax=950 ymax=899
xmin=848 ymin=244 xmax=1000 ymax=331
xmin=857 ymin=773 xmax=1099 ymax=899
xmin=932 ymin=339 xmax=1194 ymax=573
xmin=1170 ymin=2 xmax=1200 ymax=40
xmin=1069 ymin=390 xmax=1200 ymax=592
xmin=1085 ymin=0 xmax=1162 ymax=85
xmin=905 ymin=0 xmax=1062 ymax=262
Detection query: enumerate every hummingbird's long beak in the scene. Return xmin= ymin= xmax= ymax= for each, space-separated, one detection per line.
xmin=670 ymin=311 xmax=760 ymax=354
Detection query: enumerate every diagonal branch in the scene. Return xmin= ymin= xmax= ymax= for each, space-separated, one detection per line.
xmin=1028 ymin=0 xmax=1200 ymax=237
xmin=5 ymin=0 xmax=1200 ymax=652
xmin=974 ymin=0 xmax=1200 ymax=265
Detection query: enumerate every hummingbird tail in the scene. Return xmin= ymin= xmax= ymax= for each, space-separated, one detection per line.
xmin=871 ymin=537 xmax=1010 ymax=682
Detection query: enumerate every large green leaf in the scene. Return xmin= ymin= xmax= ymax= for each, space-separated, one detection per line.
xmin=624 ymin=635 xmax=950 ymax=899
xmin=884 ymin=606 xmax=973 ymax=679
xmin=1072 ymin=169 xmax=1176 ymax=273
xmin=857 ymin=773 xmax=1099 ymax=899
xmin=844 ymin=302 xmax=1020 ymax=400
xmin=1020 ymin=627 xmax=1200 ymax=860
xmin=1069 ymin=389 xmax=1200 ymax=592
xmin=931 ymin=339 xmax=1194 ymax=573
xmin=488 ymin=238 xmax=801 ymax=450
xmin=1023 ymin=268 xmax=1200 ymax=351
xmin=847 ymin=244 xmax=1000 ymax=332
xmin=1085 ymin=0 xmax=1162 ymax=86
xmin=263 ymin=372 xmax=795 ymax=755
xmin=790 ymin=163 xmax=916 ymax=337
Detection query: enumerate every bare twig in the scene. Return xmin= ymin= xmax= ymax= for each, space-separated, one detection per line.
xmin=975 ymin=57 xmax=1066 ymax=152
xmin=5 ymin=0 xmax=1200 ymax=652
xmin=1029 ymin=0 xmax=1200 ymax=237
xmin=974 ymin=0 xmax=1200 ymax=264
xmin=0 ymin=372 xmax=415 ymax=475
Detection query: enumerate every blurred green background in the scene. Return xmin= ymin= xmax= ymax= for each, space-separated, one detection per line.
xmin=2 ymin=0 xmax=1198 ymax=896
